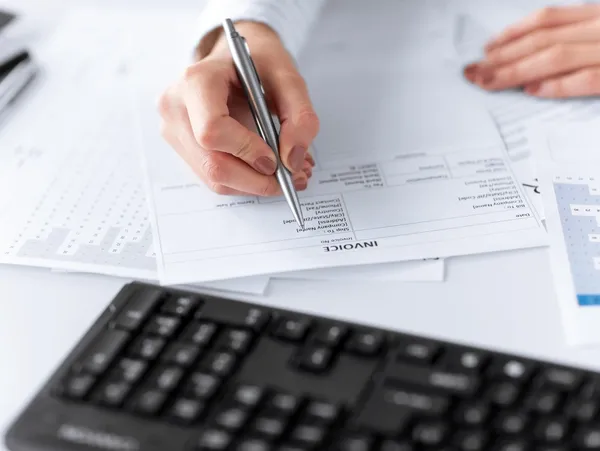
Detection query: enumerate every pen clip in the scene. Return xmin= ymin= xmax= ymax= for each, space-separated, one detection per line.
xmin=241 ymin=37 xmax=266 ymax=97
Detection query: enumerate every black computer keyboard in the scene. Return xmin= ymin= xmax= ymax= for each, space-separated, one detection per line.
xmin=5 ymin=282 xmax=600 ymax=451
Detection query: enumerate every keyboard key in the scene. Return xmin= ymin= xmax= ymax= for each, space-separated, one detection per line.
xmin=111 ymin=358 xmax=147 ymax=384
xmin=538 ymin=366 xmax=583 ymax=391
xmin=130 ymin=389 xmax=167 ymax=416
xmin=524 ymin=389 xmax=562 ymax=415
xmin=94 ymin=381 xmax=131 ymax=407
xmin=454 ymin=400 xmax=491 ymax=426
xmin=197 ymin=303 xmax=270 ymax=333
xmin=306 ymin=400 xmax=340 ymax=424
xmin=494 ymin=411 xmax=529 ymax=435
xmin=534 ymin=417 xmax=569 ymax=443
xmin=387 ymin=363 xmax=479 ymax=396
xmin=236 ymin=438 xmax=272 ymax=451
xmin=273 ymin=317 xmax=311 ymax=342
xmin=196 ymin=429 xmax=232 ymax=450
xmin=314 ymin=324 xmax=348 ymax=347
xmin=345 ymin=330 xmax=384 ymax=357
xmin=567 ymin=397 xmax=599 ymax=422
xmin=167 ymin=398 xmax=204 ymax=424
xmin=216 ymin=328 xmax=253 ymax=354
xmin=60 ymin=374 xmax=95 ymax=399
xmin=412 ymin=421 xmax=448 ymax=446
xmin=252 ymin=416 xmax=287 ymax=439
xmin=161 ymin=295 xmax=200 ymax=317
xmin=379 ymin=441 xmax=414 ymax=451
xmin=353 ymin=385 xmax=448 ymax=435
xmin=182 ymin=322 xmax=218 ymax=347
xmin=79 ymin=329 xmax=130 ymax=375
xmin=233 ymin=384 xmax=265 ymax=408
xmin=581 ymin=377 xmax=600 ymax=399
xmin=491 ymin=439 xmax=530 ymax=451
xmin=185 ymin=372 xmax=220 ymax=400
xmin=129 ymin=336 xmax=165 ymax=360
xmin=110 ymin=288 xmax=162 ymax=331
xmin=336 ymin=433 xmax=375 ymax=451
xmin=266 ymin=392 xmax=300 ymax=416
xmin=277 ymin=446 xmax=306 ymax=451
xmin=488 ymin=358 xmax=537 ymax=383
xmin=576 ymin=425 xmax=600 ymax=449
xmin=441 ymin=349 xmax=488 ymax=373
xmin=290 ymin=424 xmax=326 ymax=447
xmin=486 ymin=381 xmax=521 ymax=408
xmin=453 ymin=430 xmax=488 ymax=451
xmin=148 ymin=366 xmax=184 ymax=392
xmin=396 ymin=338 xmax=440 ymax=364
xmin=297 ymin=345 xmax=334 ymax=373
xmin=202 ymin=352 xmax=237 ymax=377
xmin=144 ymin=315 xmax=181 ymax=338
xmin=214 ymin=406 xmax=249 ymax=430
xmin=162 ymin=342 xmax=200 ymax=367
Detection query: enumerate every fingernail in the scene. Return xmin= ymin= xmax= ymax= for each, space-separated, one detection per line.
xmin=478 ymin=67 xmax=495 ymax=85
xmin=293 ymin=174 xmax=307 ymax=190
xmin=525 ymin=81 xmax=541 ymax=95
xmin=255 ymin=156 xmax=277 ymax=175
xmin=294 ymin=178 xmax=308 ymax=191
xmin=463 ymin=63 xmax=478 ymax=83
xmin=289 ymin=146 xmax=306 ymax=173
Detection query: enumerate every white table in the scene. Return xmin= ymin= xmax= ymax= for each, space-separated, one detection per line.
xmin=3 ymin=0 xmax=600 ymax=448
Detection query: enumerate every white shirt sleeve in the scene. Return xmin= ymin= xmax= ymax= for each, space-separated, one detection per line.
xmin=194 ymin=0 xmax=326 ymax=59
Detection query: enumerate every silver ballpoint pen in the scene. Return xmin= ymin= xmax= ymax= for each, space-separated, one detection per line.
xmin=222 ymin=19 xmax=305 ymax=230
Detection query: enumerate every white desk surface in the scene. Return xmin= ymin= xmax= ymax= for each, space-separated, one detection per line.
xmin=2 ymin=0 xmax=600 ymax=448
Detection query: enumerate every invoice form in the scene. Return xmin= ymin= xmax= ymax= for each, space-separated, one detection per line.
xmin=139 ymin=68 xmax=547 ymax=285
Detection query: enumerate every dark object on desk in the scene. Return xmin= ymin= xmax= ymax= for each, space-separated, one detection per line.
xmin=0 ymin=10 xmax=38 ymax=119
xmin=0 ymin=50 xmax=37 ymax=118
xmin=0 ymin=50 xmax=30 ymax=79
xmin=0 ymin=10 xmax=16 ymax=30
xmin=5 ymin=282 xmax=600 ymax=450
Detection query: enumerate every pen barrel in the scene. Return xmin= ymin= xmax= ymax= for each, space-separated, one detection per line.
xmin=225 ymin=31 xmax=282 ymax=162
xmin=223 ymin=19 xmax=305 ymax=227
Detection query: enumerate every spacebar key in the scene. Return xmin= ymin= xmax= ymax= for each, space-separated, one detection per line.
xmin=352 ymin=385 xmax=449 ymax=435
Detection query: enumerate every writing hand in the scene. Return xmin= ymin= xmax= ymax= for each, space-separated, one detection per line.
xmin=158 ymin=22 xmax=318 ymax=196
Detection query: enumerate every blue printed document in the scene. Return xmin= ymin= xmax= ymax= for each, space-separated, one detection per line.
xmin=534 ymin=121 xmax=600 ymax=346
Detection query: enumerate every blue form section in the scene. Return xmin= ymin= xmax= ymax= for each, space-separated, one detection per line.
xmin=554 ymin=182 xmax=600 ymax=307
xmin=578 ymin=295 xmax=600 ymax=306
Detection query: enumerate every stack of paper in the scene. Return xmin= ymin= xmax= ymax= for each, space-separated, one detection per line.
xmin=0 ymin=9 xmax=270 ymax=295
xmin=133 ymin=3 xmax=546 ymax=286
xmin=5 ymin=1 xmax=598 ymax=298
xmin=0 ymin=7 xmax=446 ymax=294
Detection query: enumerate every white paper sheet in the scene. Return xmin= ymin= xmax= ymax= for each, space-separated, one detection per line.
xmin=139 ymin=56 xmax=546 ymax=285
xmin=533 ymin=121 xmax=600 ymax=346
xmin=278 ymin=259 xmax=444 ymax=283
xmin=0 ymin=9 xmax=270 ymax=295
xmin=302 ymin=0 xmax=457 ymax=71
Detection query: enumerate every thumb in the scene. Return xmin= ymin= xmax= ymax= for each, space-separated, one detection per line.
xmin=266 ymin=70 xmax=320 ymax=173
